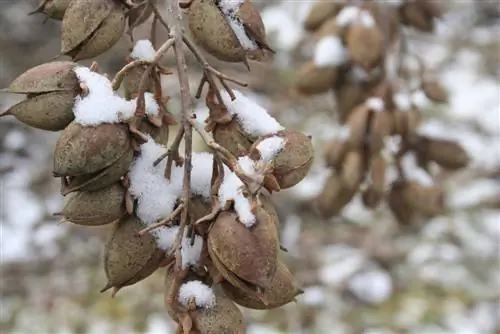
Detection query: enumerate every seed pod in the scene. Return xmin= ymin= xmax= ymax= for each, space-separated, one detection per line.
xmin=139 ymin=120 xmax=169 ymax=146
xmin=402 ymin=181 xmax=445 ymax=216
xmin=7 ymin=61 xmax=78 ymax=94
xmin=422 ymin=79 xmax=448 ymax=103
xmin=102 ymin=216 xmax=165 ymax=292
xmin=62 ymin=148 xmax=134 ymax=195
xmin=399 ymin=1 xmax=435 ymax=32
xmin=304 ymin=1 xmax=343 ymax=31
xmin=61 ymin=183 xmax=126 ymax=226
xmin=388 ymin=180 xmax=415 ymax=225
xmin=30 ymin=0 xmax=72 ymax=20
xmin=237 ymin=0 xmax=274 ymax=62
xmin=314 ymin=172 xmax=356 ymax=218
xmin=369 ymin=110 xmax=392 ymax=154
xmin=363 ymin=2 xmax=400 ymax=44
xmin=188 ymin=196 xmax=212 ymax=224
xmin=334 ymin=82 xmax=368 ymax=123
xmin=259 ymin=193 xmax=280 ymax=230
xmin=362 ymin=154 xmax=387 ymax=208
xmin=252 ymin=130 xmax=314 ymax=189
xmin=324 ymin=138 xmax=348 ymax=171
xmin=313 ymin=17 xmax=343 ymax=40
xmin=53 ymin=122 xmax=131 ymax=177
xmin=127 ymin=0 xmax=154 ymax=28
xmin=294 ymin=61 xmax=338 ymax=96
xmin=208 ymin=209 xmax=279 ymax=288
xmin=417 ymin=136 xmax=469 ymax=170
xmin=123 ymin=65 xmax=155 ymax=100
xmin=340 ymin=150 xmax=364 ymax=191
xmin=61 ymin=0 xmax=126 ymax=60
xmin=2 ymin=91 xmax=76 ymax=131
xmin=346 ymin=24 xmax=384 ymax=70
xmin=345 ymin=104 xmax=370 ymax=149
xmin=392 ymin=108 xmax=422 ymax=141
xmin=221 ymin=261 xmax=302 ymax=309
xmin=213 ymin=119 xmax=253 ymax=157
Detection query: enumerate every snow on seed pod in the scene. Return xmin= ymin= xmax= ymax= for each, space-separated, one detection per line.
xmin=61 ymin=183 xmax=126 ymax=226
xmin=53 ymin=122 xmax=131 ymax=177
xmin=61 ymin=0 xmax=126 ymax=60
xmin=30 ymin=0 xmax=72 ymax=20
xmin=102 ymin=216 xmax=165 ymax=294
xmin=207 ymin=209 xmax=279 ymax=289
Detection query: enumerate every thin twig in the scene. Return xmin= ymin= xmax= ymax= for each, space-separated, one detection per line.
xmin=138 ymin=203 xmax=184 ymax=235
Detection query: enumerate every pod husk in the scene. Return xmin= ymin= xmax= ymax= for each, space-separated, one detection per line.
xmin=422 ymin=79 xmax=448 ymax=103
xmin=340 ymin=150 xmax=364 ymax=191
xmin=346 ymin=24 xmax=384 ymax=70
xmin=295 ymin=61 xmax=338 ymax=96
xmin=324 ymin=138 xmax=348 ymax=171
xmin=31 ymin=0 xmax=72 ymax=20
xmin=315 ymin=172 xmax=356 ymax=219
xmin=61 ymin=183 xmax=126 ymax=226
xmin=304 ymin=1 xmax=343 ymax=31
xmin=417 ymin=136 xmax=469 ymax=170
xmin=213 ymin=119 xmax=253 ymax=157
xmin=123 ymin=65 xmax=154 ymax=100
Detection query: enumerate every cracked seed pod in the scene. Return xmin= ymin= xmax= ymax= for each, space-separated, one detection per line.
xmin=422 ymin=79 xmax=448 ymax=103
xmin=294 ymin=61 xmax=338 ymax=96
xmin=61 ymin=0 xmax=126 ymax=60
xmin=304 ymin=1 xmax=343 ymax=31
xmin=346 ymin=24 xmax=384 ymax=70
xmin=399 ymin=1 xmax=435 ymax=32
xmin=324 ymin=138 xmax=348 ymax=171
xmin=30 ymin=0 xmax=72 ymax=20
xmin=61 ymin=183 xmax=126 ymax=226
xmin=252 ymin=130 xmax=314 ymax=189
xmin=340 ymin=150 xmax=364 ymax=191
xmin=208 ymin=209 xmax=278 ymax=288
xmin=314 ymin=172 xmax=356 ymax=218
xmin=62 ymin=148 xmax=134 ymax=195
xmin=361 ymin=154 xmax=387 ymax=208
xmin=221 ymin=261 xmax=302 ymax=310
xmin=369 ymin=110 xmax=393 ymax=154
xmin=212 ymin=119 xmax=253 ymax=157
xmin=237 ymin=0 xmax=274 ymax=62
xmin=102 ymin=216 xmax=165 ymax=293
xmin=53 ymin=122 xmax=131 ymax=177
xmin=417 ymin=136 xmax=469 ymax=170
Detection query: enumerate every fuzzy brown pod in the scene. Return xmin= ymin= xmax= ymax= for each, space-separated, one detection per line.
xmin=62 ymin=148 xmax=134 ymax=195
xmin=294 ymin=61 xmax=338 ymax=96
xmin=102 ymin=216 xmax=165 ymax=293
xmin=363 ymin=1 xmax=401 ymax=44
xmin=314 ymin=172 xmax=356 ymax=219
xmin=61 ymin=0 xmax=126 ymax=60
xmin=346 ymin=24 xmax=384 ymax=70
xmin=221 ymin=261 xmax=301 ymax=310
xmin=340 ymin=150 xmax=365 ymax=191
xmin=61 ymin=183 xmax=126 ymax=226
xmin=53 ymin=122 xmax=131 ymax=177
xmin=334 ymin=82 xmax=369 ymax=123
xmin=324 ymin=138 xmax=348 ymax=171
xmin=361 ymin=154 xmax=387 ymax=208
xmin=312 ymin=17 xmax=343 ymax=41
xmin=399 ymin=1 xmax=435 ymax=32
xmin=391 ymin=108 xmax=422 ymax=141
xmin=304 ymin=1 xmax=344 ymax=32
xmin=417 ymin=136 xmax=469 ymax=170
xmin=212 ymin=119 xmax=253 ymax=157
xmin=369 ymin=110 xmax=392 ymax=154
xmin=208 ymin=209 xmax=279 ymax=289
xmin=259 ymin=193 xmax=280 ymax=231
xmin=345 ymin=104 xmax=370 ymax=149
xmin=422 ymin=79 xmax=448 ymax=103
xmin=30 ymin=0 xmax=72 ymax=20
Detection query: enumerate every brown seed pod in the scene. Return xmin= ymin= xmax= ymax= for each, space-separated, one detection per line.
xmin=62 ymin=148 xmax=134 ymax=195
xmin=2 ymin=91 xmax=76 ymax=131
xmin=123 ymin=65 xmax=155 ymax=100
xmin=53 ymin=122 xmax=131 ymax=177
xmin=362 ymin=153 xmax=387 ymax=208
xmin=369 ymin=111 xmax=392 ymax=154
xmin=340 ymin=150 xmax=364 ymax=191
xmin=207 ymin=209 xmax=279 ymax=288
xmin=127 ymin=0 xmax=154 ymax=28
xmin=313 ymin=17 xmax=344 ymax=40
xmin=345 ymin=104 xmax=370 ymax=149
xmin=61 ymin=183 xmax=126 ymax=226
xmin=29 ymin=0 xmax=72 ymax=20
xmin=294 ymin=61 xmax=339 ymax=96
xmin=259 ymin=193 xmax=280 ymax=231
xmin=314 ymin=172 xmax=357 ymax=219
xmin=221 ymin=261 xmax=302 ymax=310
xmin=102 ymin=216 xmax=165 ymax=293
xmin=324 ymin=138 xmax=348 ymax=171
xmin=334 ymin=82 xmax=369 ymax=123
xmin=238 ymin=0 xmax=274 ymax=62
xmin=363 ymin=2 xmax=401 ymax=44
xmin=388 ymin=180 xmax=415 ymax=225
xmin=392 ymin=108 xmax=422 ymax=142
xmin=7 ymin=61 xmax=78 ymax=94
xmin=417 ymin=136 xmax=469 ymax=170
xmin=304 ymin=1 xmax=344 ymax=31
xmin=139 ymin=120 xmax=170 ymax=146
xmin=346 ymin=24 xmax=384 ymax=70
xmin=212 ymin=119 xmax=253 ymax=157
xmin=399 ymin=1 xmax=435 ymax=32
xmin=61 ymin=0 xmax=126 ymax=60
xmin=403 ymin=180 xmax=446 ymax=216
xmin=422 ymin=79 xmax=448 ymax=103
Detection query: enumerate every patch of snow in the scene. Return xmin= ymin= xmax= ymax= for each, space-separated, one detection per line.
xmin=313 ymin=36 xmax=350 ymax=68
xmin=178 ymin=281 xmax=216 ymax=309
xmin=411 ymin=90 xmax=433 ymax=110
xmin=366 ymin=97 xmax=385 ymax=112
xmin=393 ymin=92 xmax=412 ymax=111
xmin=218 ymin=0 xmax=257 ymax=51
xmin=155 ymin=226 xmax=179 ymax=251
xmin=318 ymin=250 xmax=366 ymax=286
xmin=255 ymin=136 xmax=285 ymax=163
xmin=261 ymin=6 xmax=302 ymax=51
xmin=181 ymin=232 xmax=203 ymax=268
xmin=130 ymin=39 xmax=156 ymax=61
xmin=281 ymin=215 xmax=302 ymax=253
xmin=336 ymin=7 xmax=375 ymax=28
xmin=348 ymin=269 xmax=393 ymax=304
xmin=300 ymin=285 xmax=325 ymax=306
xmin=190 ymin=153 xmax=214 ymax=200
xmin=3 ymin=130 xmax=26 ymax=151
xmin=402 ymin=153 xmax=434 ymax=186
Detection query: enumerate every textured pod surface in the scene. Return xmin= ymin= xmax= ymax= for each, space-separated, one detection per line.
xmin=62 ymin=148 xmax=134 ymax=195
xmin=54 ymin=122 xmax=131 ymax=177
xmin=335 ymin=83 xmax=370 ymax=123
xmin=61 ymin=0 xmax=114 ymax=55
xmin=208 ymin=209 xmax=278 ymax=288
xmin=139 ymin=120 xmax=170 ymax=146
xmin=188 ymin=0 xmax=245 ymax=62
xmin=222 ymin=261 xmax=301 ymax=310
xmin=324 ymin=138 xmax=348 ymax=171
xmin=315 ymin=172 xmax=356 ymax=219
xmin=70 ymin=3 xmax=126 ymax=60
xmin=304 ymin=1 xmax=343 ymax=31
xmin=7 ymin=61 xmax=78 ymax=94
xmin=259 ymin=193 xmax=280 ymax=231
xmin=213 ymin=119 xmax=253 ymax=157
xmin=36 ymin=0 xmax=72 ymax=20
xmin=123 ymin=65 xmax=154 ymax=100
xmin=340 ymin=150 xmax=364 ymax=191
xmin=61 ymin=183 xmax=126 ymax=226
xmin=103 ymin=216 xmax=165 ymax=290
xmin=388 ymin=180 xmax=415 ymax=225
xmin=237 ymin=0 xmax=273 ymax=61
xmin=345 ymin=105 xmax=370 ymax=148
xmin=419 ymin=137 xmax=469 ymax=170
xmin=347 ymin=25 xmax=384 ymax=70
xmin=4 ymin=91 xmax=75 ymax=131
xmin=295 ymin=61 xmax=338 ymax=96
xmin=127 ymin=0 xmax=154 ymax=28
xmin=400 ymin=2 xmax=434 ymax=32
xmin=370 ymin=111 xmax=392 ymax=154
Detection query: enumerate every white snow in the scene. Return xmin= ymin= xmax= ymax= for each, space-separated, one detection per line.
xmin=337 ymin=125 xmax=351 ymax=141
xmin=155 ymin=226 xmax=179 ymax=251
xmin=178 ymin=281 xmax=216 ymax=309
xmin=261 ymin=6 xmax=302 ymax=51
xmin=365 ymin=97 xmax=385 ymax=112
xmin=336 ymin=7 xmax=375 ymax=28
xmin=348 ymin=269 xmax=393 ymax=304
xmin=255 ymin=136 xmax=285 ymax=163
xmin=412 ymin=90 xmax=433 ymax=110
xmin=218 ymin=0 xmax=257 ymax=51
xmin=402 ymin=153 xmax=434 ymax=186
xmin=380 ymin=0 xmax=403 ymax=7
xmin=218 ymin=0 xmax=245 ymax=14
xmin=220 ymin=90 xmax=284 ymax=136
xmin=130 ymin=39 xmax=156 ymax=61
xmin=393 ymin=92 xmax=413 ymax=111
xmin=73 ymin=67 xmax=159 ymax=126
xmin=313 ymin=36 xmax=350 ymax=68
xmin=189 ymin=153 xmax=214 ymax=200
xmin=181 ymin=232 xmax=203 ymax=268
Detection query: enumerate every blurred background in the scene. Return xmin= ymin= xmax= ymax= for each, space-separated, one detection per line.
xmin=0 ymin=0 xmax=499 ymax=333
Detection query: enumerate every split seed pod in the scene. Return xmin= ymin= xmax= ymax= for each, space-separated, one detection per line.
xmin=212 ymin=119 xmax=253 ymax=157
xmin=61 ymin=0 xmax=126 ymax=60
xmin=314 ymin=172 xmax=357 ymax=219
xmin=346 ymin=24 xmax=384 ymax=70
xmin=304 ymin=1 xmax=343 ymax=31
xmin=30 ymin=0 xmax=72 ymax=20
xmin=221 ymin=261 xmax=302 ymax=309
xmin=102 ymin=216 xmax=165 ymax=293
xmin=53 ymin=122 xmax=131 ymax=177
xmin=294 ymin=61 xmax=338 ymax=96
xmin=416 ymin=136 xmax=469 ymax=170
xmin=61 ymin=183 xmax=126 ymax=226
xmin=207 ymin=209 xmax=279 ymax=288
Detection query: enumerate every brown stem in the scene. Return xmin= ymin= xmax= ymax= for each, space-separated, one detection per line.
xmin=138 ymin=203 xmax=184 ymax=235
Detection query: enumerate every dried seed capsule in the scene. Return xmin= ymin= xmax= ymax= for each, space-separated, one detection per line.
xmin=340 ymin=150 xmax=364 ymax=191
xmin=127 ymin=0 xmax=154 ymax=28
xmin=213 ymin=119 xmax=253 ymax=157
xmin=221 ymin=261 xmax=302 ymax=309
xmin=207 ymin=209 xmax=279 ymax=289
xmin=334 ymin=82 xmax=368 ymax=123
xmin=399 ymin=1 xmax=435 ymax=32
xmin=139 ymin=120 xmax=170 ymax=146
xmin=314 ymin=172 xmax=356 ymax=218
xmin=123 ymin=65 xmax=154 ymax=100
xmin=362 ymin=154 xmax=387 ymax=208
xmin=417 ymin=136 xmax=469 ymax=170
xmin=345 ymin=104 xmax=370 ymax=149
xmin=102 ymin=216 xmax=165 ymax=292
xmin=422 ymin=79 xmax=448 ymax=103
xmin=259 ymin=193 xmax=280 ymax=230
xmin=237 ymin=0 xmax=274 ymax=62
xmin=324 ymin=138 xmax=348 ymax=171
xmin=304 ymin=1 xmax=343 ymax=31
xmin=413 ymin=183 xmax=446 ymax=216
xmin=346 ymin=24 xmax=384 ymax=70
xmin=388 ymin=180 xmax=415 ymax=225
xmin=61 ymin=0 xmax=126 ymax=60
xmin=294 ymin=61 xmax=338 ymax=96
xmin=61 ymin=183 xmax=126 ymax=226
xmin=30 ymin=0 xmax=72 ymax=20
xmin=369 ymin=110 xmax=392 ymax=154
xmin=53 ymin=122 xmax=131 ymax=177
xmin=392 ymin=108 xmax=422 ymax=141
